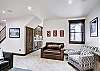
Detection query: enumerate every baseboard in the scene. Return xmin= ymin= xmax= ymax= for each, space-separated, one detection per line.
xmin=13 ymin=51 xmax=33 ymax=56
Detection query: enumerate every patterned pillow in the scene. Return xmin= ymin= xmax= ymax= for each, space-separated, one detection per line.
xmin=47 ymin=44 xmax=61 ymax=49
xmin=80 ymin=50 xmax=92 ymax=55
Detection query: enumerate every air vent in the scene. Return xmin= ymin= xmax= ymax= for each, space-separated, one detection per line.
xmin=7 ymin=9 xmax=13 ymax=13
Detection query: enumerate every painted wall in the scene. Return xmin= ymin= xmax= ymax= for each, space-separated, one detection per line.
xmin=85 ymin=3 xmax=100 ymax=50
xmin=0 ymin=15 xmax=41 ymax=54
xmin=26 ymin=16 xmax=42 ymax=29
xmin=0 ymin=25 xmax=3 ymax=31
xmin=43 ymin=18 xmax=84 ymax=50
xmin=0 ymin=22 xmax=6 ymax=30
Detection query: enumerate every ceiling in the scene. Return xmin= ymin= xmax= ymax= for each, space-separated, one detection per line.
xmin=0 ymin=0 xmax=100 ymax=20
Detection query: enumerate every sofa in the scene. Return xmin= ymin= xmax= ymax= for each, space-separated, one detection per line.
xmin=68 ymin=47 xmax=95 ymax=71
xmin=0 ymin=52 xmax=13 ymax=71
xmin=41 ymin=42 xmax=64 ymax=60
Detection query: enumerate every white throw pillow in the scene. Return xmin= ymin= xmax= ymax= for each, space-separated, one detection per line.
xmin=0 ymin=48 xmax=4 ymax=60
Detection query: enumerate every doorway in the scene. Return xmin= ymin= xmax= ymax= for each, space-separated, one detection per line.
xmin=26 ymin=26 xmax=33 ymax=54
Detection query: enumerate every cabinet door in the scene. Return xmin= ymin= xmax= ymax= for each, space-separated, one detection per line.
xmin=26 ymin=27 xmax=33 ymax=54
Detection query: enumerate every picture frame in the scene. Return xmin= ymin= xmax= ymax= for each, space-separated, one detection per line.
xmin=47 ymin=31 xmax=51 ymax=37
xmin=9 ymin=28 xmax=20 ymax=38
xmin=90 ymin=17 xmax=98 ymax=37
xmin=60 ymin=30 xmax=64 ymax=37
xmin=53 ymin=30 xmax=57 ymax=37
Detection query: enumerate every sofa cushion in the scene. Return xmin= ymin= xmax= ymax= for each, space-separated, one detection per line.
xmin=80 ymin=50 xmax=92 ymax=55
xmin=69 ymin=55 xmax=80 ymax=63
xmin=43 ymin=49 xmax=61 ymax=54
xmin=47 ymin=44 xmax=62 ymax=49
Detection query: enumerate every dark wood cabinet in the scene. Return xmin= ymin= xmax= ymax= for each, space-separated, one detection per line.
xmin=26 ymin=27 xmax=33 ymax=54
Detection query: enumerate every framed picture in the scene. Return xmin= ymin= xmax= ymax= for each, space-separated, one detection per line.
xmin=90 ymin=17 xmax=98 ymax=37
xmin=60 ymin=30 xmax=64 ymax=37
xmin=9 ymin=28 xmax=20 ymax=38
xmin=47 ymin=31 xmax=51 ymax=37
xmin=53 ymin=30 xmax=57 ymax=37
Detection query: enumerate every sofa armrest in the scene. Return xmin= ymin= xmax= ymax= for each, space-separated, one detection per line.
xmin=41 ymin=46 xmax=47 ymax=50
xmin=41 ymin=47 xmax=47 ymax=58
xmin=61 ymin=48 xmax=64 ymax=61
xmin=3 ymin=52 xmax=13 ymax=68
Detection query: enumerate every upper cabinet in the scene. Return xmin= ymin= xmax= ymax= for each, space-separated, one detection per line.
xmin=34 ymin=25 xmax=43 ymax=37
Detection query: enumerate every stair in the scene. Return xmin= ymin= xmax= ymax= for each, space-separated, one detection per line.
xmin=0 ymin=23 xmax=6 ymax=43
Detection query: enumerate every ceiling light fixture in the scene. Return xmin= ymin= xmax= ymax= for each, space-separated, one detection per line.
xmin=68 ymin=0 xmax=72 ymax=4
xmin=2 ymin=19 xmax=6 ymax=22
xmin=2 ymin=10 xmax=6 ymax=14
xmin=27 ymin=6 xmax=32 ymax=11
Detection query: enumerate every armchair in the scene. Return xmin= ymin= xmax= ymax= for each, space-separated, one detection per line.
xmin=0 ymin=52 xmax=13 ymax=71
xmin=41 ymin=42 xmax=64 ymax=60
xmin=68 ymin=48 xmax=95 ymax=71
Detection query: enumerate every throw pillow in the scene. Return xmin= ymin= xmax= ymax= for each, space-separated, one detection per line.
xmin=80 ymin=50 xmax=92 ymax=55
xmin=47 ymin=44 xmax=59 ymax=49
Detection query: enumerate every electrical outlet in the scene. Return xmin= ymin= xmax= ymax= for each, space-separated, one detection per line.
xmin=19 ymin=49 xmax=21 ymax=51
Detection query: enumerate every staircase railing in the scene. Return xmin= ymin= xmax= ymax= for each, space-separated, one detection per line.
xmin=0 ymin=26 xmax=6 ymax=43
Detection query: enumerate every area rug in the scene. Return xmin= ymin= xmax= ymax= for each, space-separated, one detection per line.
xmin=9 ymin=68 xmax=32 ymax=71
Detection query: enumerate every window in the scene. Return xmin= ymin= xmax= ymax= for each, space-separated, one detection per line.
xmin=69 ymin=19 xmax=85 ymax=44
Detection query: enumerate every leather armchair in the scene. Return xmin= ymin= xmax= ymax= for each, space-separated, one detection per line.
xmin=41 ymin=42 xmax=64 ymax=61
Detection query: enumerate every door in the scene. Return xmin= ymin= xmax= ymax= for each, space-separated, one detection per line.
xmin=26 ymin=27 xmax=33 ymax=54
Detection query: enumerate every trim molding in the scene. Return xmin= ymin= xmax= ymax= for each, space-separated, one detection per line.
xmin=13 ymin=51 xmax=33 ymax=56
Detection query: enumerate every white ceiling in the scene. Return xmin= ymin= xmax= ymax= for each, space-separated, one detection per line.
xmin=0 ymin=0 xmax=100 ymax=20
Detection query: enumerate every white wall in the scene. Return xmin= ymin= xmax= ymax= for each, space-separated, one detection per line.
xmin=26 ymin=16 xmax=42 ymax=29
xmin=0 ymin=15 xmax=41 ymax=54
xmin=43 ymin=18 xmax=84 ymax=50
xmin=0 ymin=25 xmax=3 ymax=31
xmin=0 ymin=22 xmax=6 ymax=30
xmin=85 ymin=3 xmax=100 ymax=50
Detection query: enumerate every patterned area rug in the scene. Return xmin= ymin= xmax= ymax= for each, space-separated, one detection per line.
xmin=9 ymin=68 xmax=32 ymax=71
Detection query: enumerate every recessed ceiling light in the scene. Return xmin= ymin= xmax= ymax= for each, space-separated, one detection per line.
xmin=68 ymin=0 xmax=72 ymax=4
xmin=2 ymin=10 xmax=6 ymax=14
xmin=2 ymin=19 xmax=6 ymax=22
xmin=27 ymin=6 xmax=32 ymax=11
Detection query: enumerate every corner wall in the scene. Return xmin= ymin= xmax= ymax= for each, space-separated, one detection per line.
xmin=0 ymin=15 xmax=41 ymax=54
xmin=85 ymin=3 xmax=100 ymax=50
xmin=43 ymin=18 xmax=84 ymax=50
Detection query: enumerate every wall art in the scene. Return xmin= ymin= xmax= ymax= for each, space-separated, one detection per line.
xmin=9 ymin=28 xmax=20 ymax=38
xmin=90 ymin=17 xmax=98 ymax=37
xmin=53 ymin=30 xmax=57 ymax=37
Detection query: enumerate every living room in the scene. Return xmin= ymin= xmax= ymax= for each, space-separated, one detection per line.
xmin=0 ymin=0 xmax=100 ymax=71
